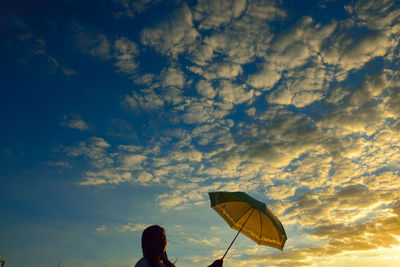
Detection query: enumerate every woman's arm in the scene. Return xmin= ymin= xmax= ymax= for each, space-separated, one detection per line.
xmin=208 ymin=259 xmax=223 ymax=267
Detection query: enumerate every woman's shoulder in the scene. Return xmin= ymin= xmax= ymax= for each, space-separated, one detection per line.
xmin=135 ymin=257 xmax=149 ymax=267
xmin=135 ymin=257 xmax=167 ymax=267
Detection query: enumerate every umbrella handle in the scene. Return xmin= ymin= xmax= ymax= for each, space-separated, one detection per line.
xmin=222 ymin=208 xmax=255 ymax=260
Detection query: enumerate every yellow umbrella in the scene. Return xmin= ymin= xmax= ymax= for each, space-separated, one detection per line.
xmin=209 ymin=191 xmax=287 ymax=259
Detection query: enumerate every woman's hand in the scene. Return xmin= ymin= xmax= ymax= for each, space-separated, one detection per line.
xmin=208 ymin=259 xmax=223 ymax=267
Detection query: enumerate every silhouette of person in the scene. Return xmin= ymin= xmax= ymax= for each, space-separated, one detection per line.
xmin=135 ymin=225 xmax=223 ymax=267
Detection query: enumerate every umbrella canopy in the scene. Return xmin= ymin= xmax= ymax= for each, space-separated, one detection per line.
xmin=209 ymin=191 xmax=287 ymax=257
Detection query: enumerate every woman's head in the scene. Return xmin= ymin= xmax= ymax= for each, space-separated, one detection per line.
xmin=141 ymin=225 xmax=167 ymax=260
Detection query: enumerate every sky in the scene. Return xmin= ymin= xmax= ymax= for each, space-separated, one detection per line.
xmin=1 ymin=0 xmax=400 ymax=266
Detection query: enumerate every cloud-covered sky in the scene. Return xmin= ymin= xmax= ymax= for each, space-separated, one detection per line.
xmin=1 ymin=0 xmax=400 ymax=266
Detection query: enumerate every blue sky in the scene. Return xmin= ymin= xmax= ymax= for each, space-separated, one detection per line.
xmin=1 ymin=0 xmax=400 ymax=266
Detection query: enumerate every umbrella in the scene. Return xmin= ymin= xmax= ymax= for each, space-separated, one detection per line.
xmin=209 ymin=191 xmax=287 ymax=259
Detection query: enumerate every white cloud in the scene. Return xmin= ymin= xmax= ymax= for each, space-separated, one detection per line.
xmin=196 ymin=79 xmax=216 ymax=99
xmin=116 ymin=222 xmax=148 ymax=232
xmin=248 ymin=16 xmax=336 ymax=91
xmin=267 ymin=184 xmax=296 ymax=200
xmin=122 ymin=154 xmax=147 ymax=170
xmin=74 ymin=26 xmax=140 ymax=74
xmin=171 ymin=149 xmax=203 ymax=162
xmin=65 ymin=137 xmax=113 ymax=169
xmin=161 ymin=66 xmax=185 ymax=88
xmin=140 ymin=4 xmax=199 ymax=57
xmin=188 ymin=0 xmax=286 ymax=70
xmin=161 ymin=86 xmax=184 ymax=105
xmin=137 ymin=171 xmax=153 ymax=183
xmin=187 ymin=237 xmax=221 ymax=246
xmin=80 ymin=168 xmax=132 ymax=185
xmin=316 ymin=70 xmax=398 ymax=136
xmin=272 ymin=16 xmax=336 ymax=54
xmin=217 ymin=80 xmax=255 ymax=105
xmin=45 ymin=160 xmax=73 ymax=168
xmin=123 ymin=89 xmax=164 ymax=112
xmin=246 ymin=0 xmax=286 ymax=21
xmin=201 ymin=14 xmax=273 ymax=65
xmin=61 ymin=114 xmax=90 ymax=131
xmin=189 ymin=44 xmax=214 ymax=67
xmin=203 ymin=62 xmax=243 ymax=80
xmin=267 ymin=61 xmax=333 ymax=107
xmin=247 ymin=65 xmax=281 ymax=90
xmin=96 ymin=225 xmax=106 ymax=232
xmin=346 ymin=0 xmax=400 ymax=30
xmin=113 ymin=37 xmax=139 ymax=74
xmin=191 ymin=120 xmax=234 ymax=146
xmin=193 ymin=0 xmax=247 ymax=30
xmin=181 ymin=101 xmax=215 ymax=125
xmin=323 ymin=29 xmax=396 ymax=74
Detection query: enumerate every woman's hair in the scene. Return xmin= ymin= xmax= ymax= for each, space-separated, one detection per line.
xmin=141 ymin=225 xmax=175 ymax=267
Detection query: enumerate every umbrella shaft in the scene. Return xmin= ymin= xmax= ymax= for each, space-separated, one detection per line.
xmin=222 ymin=208 xmax=255 ymax=260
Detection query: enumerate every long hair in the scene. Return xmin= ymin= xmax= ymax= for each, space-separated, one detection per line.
xmin=141 ymin=225 xmax=175 ymax=267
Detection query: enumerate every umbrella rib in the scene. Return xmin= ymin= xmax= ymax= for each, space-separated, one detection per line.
xmin=232 ymin=206 xmax=253 ymax=227
xmin=222 ymin=207 xmax=255 ymax=260
xmin=258 ymin=209 xmax=262 ymax=245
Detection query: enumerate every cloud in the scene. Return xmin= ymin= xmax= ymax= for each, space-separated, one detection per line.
xmin=140 ymin=4 xmax=199 ymax=57
xmin=248 ymin=17 xmax=336 ymax=92
xmin=197 ymin=1 xmax=285 ymax=66
xmin=74 ymin=25 xmax=139 ymax=74
xmin=61 ymin=114 xmax=90 ymax=131
xmin=267 ymin=61 xmax=334 ymax=107
xmin=161 ymin=66 xmax=185 ymax=88
xmin=113 ymin=37 xmax=139 ymax=73
xmin=202 ymin=62 xmax=243 ymax=80
xmin=64 ymin=137 xmax=112 ymax=169
xmin=170 ymin=149 xmax=203 ymax=162
xmin=247 ymin=64 xmax=282 ymax=90
xmin=218 ymin=80 xmax=254 ymax=104
xmin=310 ymin=204 xmax=400 ymax=251
xmin=123 ymin=66 xmax=188 ymax=113
xmin=193 ymin=0 xmax=247 ymax=30
xmin=196 ymin=79 xmax=216 ymax=99
xmin=191 ymin=120 xmax=234 ymax=146
xmin=10 ymin=31 xmax=77 ymax=75
xmin=238 ymin=109 xmax=323 ymax=168
xmin=54 ymin=2 xmax=400 ymax=265
xmin=112 ymin=0 xmax=163 ymax=18
xmin=346 ymin=0 xmax=400 ymax=30
xmin=75 ymin=31 xmax=111 ymax=60
xmin=137 ymin=171 xmax=153 ymax=183
xmin=45 ymin=160 xmax=73 ymax=168
xmin=246 ymin=0 xmax=286 ymax=21
xmin=62 ymin=68 xmax=76 ymax=75
xmin=187 ymin=237 xmax=221 ymax=246
xmin=116 ymin=222 xmax=148 ymax=232
xmin=317 ymin=70 xmax=398 ymax=136
xmin=121 ymin=154 xmax=147 ymax=170
xmin=248 ymin=201 xmax=400 ymax=265
xmin=107 ymin=118 xmax=138 ymax=140
xmin=123 ymin=89 xmax=164 ymax=112
xmin=80 ymin=168 xmax=132 ymax=186
xmin=180 ymin=101 xmax=217 ymax=125
xmin=323 ymin=29 xmax=396 ymax=75
xmin=96 ymin=225 xmax=106 ymax=232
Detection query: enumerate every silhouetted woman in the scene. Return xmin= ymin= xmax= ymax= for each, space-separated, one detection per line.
xmin=135 ymin=225 xmax=222 ymax=267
